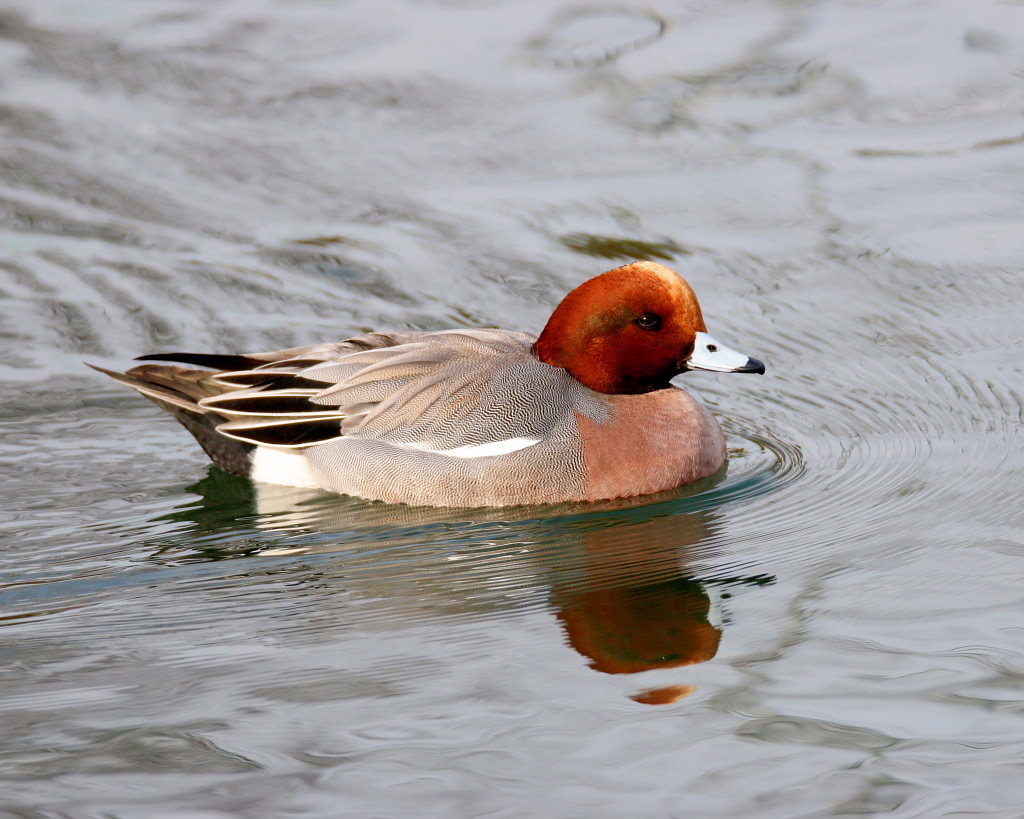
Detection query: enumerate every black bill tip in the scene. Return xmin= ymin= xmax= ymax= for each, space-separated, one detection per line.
xmin=736 ymin=357 xmax=766 ymax=375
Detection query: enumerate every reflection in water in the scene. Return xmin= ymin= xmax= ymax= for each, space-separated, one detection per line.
xmin=548 ymin=509 xmax=771 ymax=704
xmin=552 ymin=510 xmax=722 ymax=677
xmin=557 ymin=578 xmax=720 ymax=674
xmin=158 ymin=469 xmax=773 ymax=704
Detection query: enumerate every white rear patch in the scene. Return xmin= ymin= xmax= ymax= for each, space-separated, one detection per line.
xmin=407 ymin=437 xmax=541 ymax=458
xmin=251 ymin=446 xmax=319 ymax=488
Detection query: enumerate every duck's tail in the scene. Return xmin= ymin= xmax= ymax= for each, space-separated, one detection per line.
xmin=88 ymin=362 xmax=255 ymax=476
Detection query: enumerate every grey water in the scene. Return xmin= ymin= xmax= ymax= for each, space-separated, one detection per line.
xmin=1 ymin=1 xmax=1023 ymax=816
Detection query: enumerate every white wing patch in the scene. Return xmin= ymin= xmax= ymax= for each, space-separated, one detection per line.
xmin=251 ymin=437 xmax=541 ymax=490
xmin=405 ymin=437 xmax=542 ymax=459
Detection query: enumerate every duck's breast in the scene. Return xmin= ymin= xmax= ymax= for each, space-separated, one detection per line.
xmin=575 ymin=388 xmax=726 ymax=501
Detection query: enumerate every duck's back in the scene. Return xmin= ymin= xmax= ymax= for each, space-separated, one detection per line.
xmin=292 ymin=330 xmax=604 ymax=506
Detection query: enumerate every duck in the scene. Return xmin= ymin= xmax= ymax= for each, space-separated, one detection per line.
xmin=91 ymin=261 xmax=764 ymax=507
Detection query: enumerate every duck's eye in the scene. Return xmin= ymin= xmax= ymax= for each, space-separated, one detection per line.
xmin=635 ymin=312 xmax=661 ymax=331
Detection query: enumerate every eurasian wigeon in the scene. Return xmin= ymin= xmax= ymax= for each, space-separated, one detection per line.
xmin=92 ymin=261 xmax=764 ymax=507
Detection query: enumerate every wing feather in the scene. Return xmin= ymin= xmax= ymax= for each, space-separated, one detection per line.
xmin=217 ymin=418 xmax=344 ymax=448
xmin=199 ymin=389 xmax=343 ymax=420
xmin=127 ymin=329 xmax=573 ymax=456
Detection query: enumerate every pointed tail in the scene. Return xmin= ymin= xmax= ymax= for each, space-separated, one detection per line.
xmin=88 ymin=363 xmax=255 ymax=476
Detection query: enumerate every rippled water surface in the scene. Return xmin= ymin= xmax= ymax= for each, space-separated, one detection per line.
xmin=2 ymin=1 xmax=1024 ymax=816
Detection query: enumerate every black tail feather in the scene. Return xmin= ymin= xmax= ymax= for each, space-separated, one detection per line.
xmin=135 ymin=352 xmax=265 ymax=370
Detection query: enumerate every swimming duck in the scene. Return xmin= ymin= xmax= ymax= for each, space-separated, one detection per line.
xmin=92 ymin=261 xmax=764 ymax=507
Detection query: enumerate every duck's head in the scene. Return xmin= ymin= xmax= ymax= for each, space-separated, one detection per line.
xmin=535 ymin=260 xmax=764 ymax=395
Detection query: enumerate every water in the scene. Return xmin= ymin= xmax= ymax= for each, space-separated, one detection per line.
xmin=1 ymin=0 xmax=1023 ymax=815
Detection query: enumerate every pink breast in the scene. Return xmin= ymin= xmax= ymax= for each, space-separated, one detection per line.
xmin=575 ymin=388 xmax=726 ymax=501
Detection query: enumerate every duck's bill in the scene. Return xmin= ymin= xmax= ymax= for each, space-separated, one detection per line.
xmin=679 ymin=331 xmax=765 ymax=375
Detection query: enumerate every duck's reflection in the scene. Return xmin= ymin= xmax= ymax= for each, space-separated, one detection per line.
xmin=547 ymin=510 xmax=725 ymax=704
xmin=161 ymin=469 xmax=770 ymax=704
xmin=556 ymin=578 xmax=720 ymax=674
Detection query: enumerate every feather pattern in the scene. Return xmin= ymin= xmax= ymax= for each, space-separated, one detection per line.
xmin=94 ymin=329 xmax=613 ymax=504
xmin=184 ymin=330 xmax=594 ymax=452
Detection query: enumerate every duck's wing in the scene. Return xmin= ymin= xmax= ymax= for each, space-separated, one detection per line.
xmin=196 ymin=329 xmax=585 ymax=457
xmin=90 ymin=332 xmax=435 ymax=470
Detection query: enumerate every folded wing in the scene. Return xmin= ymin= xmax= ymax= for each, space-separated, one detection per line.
xmin=188 ymin=330 xmax=569 ymax=457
